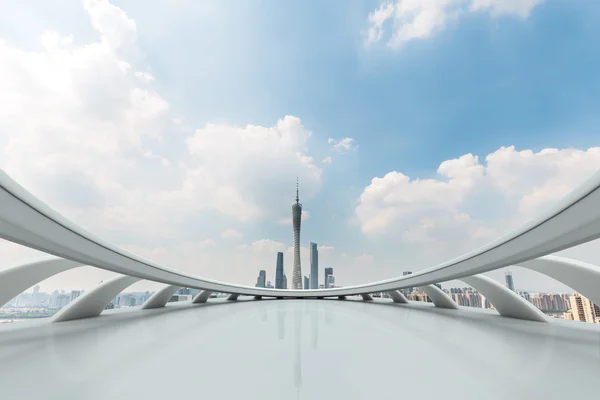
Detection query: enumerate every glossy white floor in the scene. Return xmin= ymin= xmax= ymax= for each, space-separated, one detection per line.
xmin=1 ymin=298 xmax=599 ymax=400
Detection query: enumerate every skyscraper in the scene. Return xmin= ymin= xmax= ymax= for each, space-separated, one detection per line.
xmin=310 ymin=242 xmax=318 ymax=289
xmin=505 ymin=271 xmax=515 ymax=292
xmin=304 ymin=276 xmax=309 ymax=290
xmin=324 ymin=267 xmax=333 ymax=288
xmin=569 ymin=295 xmax=600 ymax=323
xmin=275 ymin=252 xmax=284 ymax=289
xmin=283 ymin=274 xmax=288 ymax=289
xmin=291 ymin=179 xmax=303 ymax=290
xmin=402 ymin=271 xmax=413 ymax=297
xmin=255 ymin=270 xmax=266 ymax=288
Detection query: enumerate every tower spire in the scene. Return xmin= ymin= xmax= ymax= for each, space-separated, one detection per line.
xmin=296 ymin=177 xmax=299 ymax=204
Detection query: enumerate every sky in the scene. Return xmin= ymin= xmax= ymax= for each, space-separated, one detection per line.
xmin=1 ymin=0 xmax=600 ymax=294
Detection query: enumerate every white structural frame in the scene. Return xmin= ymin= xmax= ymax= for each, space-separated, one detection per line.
xmin=517 ymin=255 xmax=600 ymax=307
xmin=2 ymin=169 xmax=600 ymax=323
xmin=460 ymin=275 xmax=547 ymax=322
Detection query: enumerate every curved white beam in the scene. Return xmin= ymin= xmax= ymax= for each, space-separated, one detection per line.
xmin=141 ymin=285 xmax=181 ymax=309
xmin=387 ymin=290 xmax=409 ymax=304
xmin=0 ymin=257 xmax=84 ymax=307
xmin=192 ymin=290 xmax=213 ymax=304
xmin=2 ymin=168 xmax=600 ymax=298
xmin=418 ymin=285 xmax=458 ymax=309
xmin=518 ymin=255 xmax=600 ymax=307
xmin=52 ymin=275 xmax=140 ymax=323
xmin=460 ymin=275 xmax=547 ymax=322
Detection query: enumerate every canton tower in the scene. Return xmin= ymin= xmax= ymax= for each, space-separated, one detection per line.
xmin=291 ymin=178 xmax=303 ymax=289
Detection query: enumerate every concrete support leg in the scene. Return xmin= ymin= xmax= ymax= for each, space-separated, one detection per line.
xmin=142 ymin=285 xmax=181 ymax=309
xmin=52 ymin=275 xmax=140 ymax=323
xmin=192 ymin=290 xmax=213 ymax=304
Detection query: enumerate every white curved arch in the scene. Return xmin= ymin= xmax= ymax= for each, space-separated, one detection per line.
xmin=192 ymin=290 xmax=213 ymax=304
xmin=387 ymin=290 xmax=409 ymax=304
xmin=517 ymin=255 xmax=600 ymax=307
xmin=460 ymin=275 xmax=547 ymax=322
xmin=142 ymin=285 xmax=181 ymax=309
xmin=2 ymin=169 xmax=600 ymax=298
xmin=0 ymin=257 xmax=84 ymax=307
xmin=52 ymin=275 xmax=140 ymax=323
xmin=418 ymin=285 xmax=458 ymax=309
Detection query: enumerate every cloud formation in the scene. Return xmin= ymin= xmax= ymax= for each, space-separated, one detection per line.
xmin=366 ymin=0 xmax=545 ymax=48
xmin=356 ymin=146 xmax=600 ymax=259
xmin=0 ymin=0 xmax=322 ymax=243
xmin=328 ymin=137 xmax=357 ymax=152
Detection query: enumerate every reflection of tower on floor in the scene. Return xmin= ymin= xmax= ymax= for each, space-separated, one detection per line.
xmin=292 ymin=178 xmax=303 ymax=290
xmin=294 ymin=309 xmax=303 ymax=399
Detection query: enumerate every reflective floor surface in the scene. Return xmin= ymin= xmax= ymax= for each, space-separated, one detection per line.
xmin=1 ymin=298 xmax=599 ymax=399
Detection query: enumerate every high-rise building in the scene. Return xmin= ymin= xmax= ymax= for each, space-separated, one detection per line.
xmin=310 ymin=242 xmax=318 ymax=289
xmin=255 ymin=270 xmax=267 ymax=288
xmin=266 ymin=281 xmax=274 ymax=289
xmin=275 ymin=252 xmax=284 ymax=289
xmin=304 ymin=276 xmax=309 ymax=290
xmin=70 ymin=290 xmax=81 ymax=303
xmin=505 ymin=271 xmax=515 ymax=291
xmin=402 ymin=271 xmax=413 ymax=297
xmin=323 ymin=267 xmax=333 ymax=289
xmin=292 ymin=179 xmax=303 ymax=289
xmin=569 ymin=294 xmax=600 ymax=323
xmin=32 ymin=285 xmax=40 ymax=305
xmin=283 ymin=274 xmax=288 ymax=290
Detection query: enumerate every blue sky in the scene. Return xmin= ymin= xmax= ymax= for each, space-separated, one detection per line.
xmin=1 ymin=0 xmax=600 ymax=292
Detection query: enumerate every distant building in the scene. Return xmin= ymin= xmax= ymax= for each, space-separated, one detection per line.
xmin=401 ymin=271 xmax=413 ymax=297
xmin=282 ymin=274 xmax=288 ymax=290
xmin=275 ymin=252 xmax=285 ymax=289
xmin=70 ymin=290 xmax=81 ymax=303
xmin=505 ymin=271 xmax=515 ymax=292
xmin=255 ymin=270 xmax=267 ymax=288
xmin=304 ymin=276 xmax=309 ymax=290
xmin=324 ymin=267 xmax=333 ymax=288
xmin=310 ymin=242 xmax=318 ymax=289
xmin=266 ymin=281 xmax=274 ymax=289
xmin=569 ymin=295 xmax=600 ymax=323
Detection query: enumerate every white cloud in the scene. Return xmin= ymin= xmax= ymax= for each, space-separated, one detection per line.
xmin=322 ymin=156 xmax=333 ymax=164
xmin=366 ymin=0 xmax=545 ymax=48
xmin=134 ymin=71 xmax=155 ymax=83
xmin=356 ymin=147 xmax=600 ymax=260
xmin=328 ymin=137 xmax=357 ymax=152
xmin=0 ymin=0 xmax=323 ymax=245
xmin=221 ymin=229 xmax=243 ymax=240
xmin=198 ymin=239 xmax=217 ymax=249
xmin=318 ymin=245 xmax=334 ymax=253
xmin=184 ymin=116 xmax=322 ymax=221
xmin=355 ymin=253 xmax=374 ymax=266
xmin=241 ymin=239 xmax=287 ymax=254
